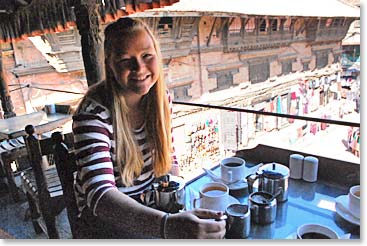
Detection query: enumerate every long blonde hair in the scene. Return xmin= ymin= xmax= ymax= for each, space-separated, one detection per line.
xmin=98 ymin=17 xmax=173 ymax=186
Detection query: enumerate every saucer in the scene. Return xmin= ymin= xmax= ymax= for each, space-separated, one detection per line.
xmin=335 ymin=195 xmax=360 ymax=219
xmin=285 ymin=232 xmax=297 ymax=239
xmin=228 ymin=180 xmax=248 ymax=191
xmin=228 ymin=195 xmax=240 ymax=206
xmin=335 ymin=196 xmax=360 ymax=226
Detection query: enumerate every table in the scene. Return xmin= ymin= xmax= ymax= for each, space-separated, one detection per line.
xmin=0 ymin=112 xmax=72 ymax=141
xmin=184 ymin=153 xmax=360 ymax=239
xmin=0 ymin=112 xmax=72 ymax=202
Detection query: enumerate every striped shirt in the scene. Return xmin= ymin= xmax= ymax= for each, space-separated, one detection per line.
xmin=72 ymin=94 xmax=178 ymax=216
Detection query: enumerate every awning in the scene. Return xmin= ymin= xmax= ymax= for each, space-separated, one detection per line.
xmin=342 ymin=32 xmax=360 ymax=46
xmin=0 ymin=0 xmax=179 ymax=44
xmin=137 ymin=0 xmax=360 ymax=18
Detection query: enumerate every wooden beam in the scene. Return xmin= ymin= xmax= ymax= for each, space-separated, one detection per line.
xmin=0 ymin=47 xmax=16 ymax=118
xmin=74 ymin=1 xmax=105 ymax=87
xmin=216 ymin=17 xmax=229 ymax=36
xmin=206 ymin=17 xmax=217 ymax=47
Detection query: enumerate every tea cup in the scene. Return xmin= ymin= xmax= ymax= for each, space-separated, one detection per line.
xmin=220 ymin=157 xmax=246 ymax=183
xmin=348 ymin=185 xmax=360 ymax=218
xmin=296 ymin=223 xmax=339 ymax=239
xmin=193 ymin=182 xmax=229 ymax=211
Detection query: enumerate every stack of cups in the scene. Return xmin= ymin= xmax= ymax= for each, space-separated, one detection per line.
xmin=302 ymin=156 xmax=319 ymax=182
xmin=289 ymin=154 xmax=304 ymax=179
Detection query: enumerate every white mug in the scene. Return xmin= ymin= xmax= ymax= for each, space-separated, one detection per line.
xmin=348 ymin=185 xmax=360 ymax=219
xmin=296 ymin=223 xmax=339 ymax=239
xmin=220 ymin=157 xmax=246 ymax=183
xmin=193 ymin=182 xmax=229 ymax=211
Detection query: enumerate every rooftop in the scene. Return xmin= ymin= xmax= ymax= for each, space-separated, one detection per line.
xmin=132 ymin=0 xmax=360 ymax=18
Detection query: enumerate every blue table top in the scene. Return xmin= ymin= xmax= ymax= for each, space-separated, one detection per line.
xmin=184 ymin=165 xmax=360 ymax=240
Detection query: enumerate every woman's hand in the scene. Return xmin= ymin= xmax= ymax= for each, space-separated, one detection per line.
xmin=165 ymin=209 xmax=226 ymax=239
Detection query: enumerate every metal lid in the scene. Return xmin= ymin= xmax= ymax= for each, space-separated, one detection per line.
xmin=249 ymin=191 xmax=276 ymax=205
xmin=259 ymin=163 xmax=289 ymax=179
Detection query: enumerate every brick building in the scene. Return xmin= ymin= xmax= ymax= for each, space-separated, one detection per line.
xmin=0 ymin=0 xmax=360 ymax=117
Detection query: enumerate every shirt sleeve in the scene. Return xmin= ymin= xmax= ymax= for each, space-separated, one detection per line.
xmin=72 ymin=99 xmax=118 ymax=215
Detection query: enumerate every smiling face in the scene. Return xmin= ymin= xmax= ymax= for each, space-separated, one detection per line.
xmin=108 ymin=29 xmax=159 ymax=99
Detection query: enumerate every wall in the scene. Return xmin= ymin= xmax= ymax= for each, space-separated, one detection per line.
xmin=1 ymin=39 xmax=87 ymax=115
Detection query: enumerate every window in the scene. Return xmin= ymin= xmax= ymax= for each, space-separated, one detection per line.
xmin=333 ymin=54 xmax=340 ymax=63
xmin=282 ymin=18 xmax=291 ymax=31
xmin=316 ymin=52 xmax=329 ymax=68
xmin=271 ymin=19 xmax=278 ymax=32
xmin=245 ymin=18 xmax=256 ymax=33
xmin=158 ymin=17 xmax=173 ymax=37
xmin=326 ymin=18 xmax=333 ymax=27
xmin=217 ymin=72 xmax=233 ymax=89
xmin=302 ymin=62 xmax=310 ymax=71
xmin=319 ymin=19 xmax=327 ymax=29
xmin=173 ymin=85 xmax=192 ymax=101
xmin=332 ymin=18 xmax=342 ymax=27
xmin=259 ymin=19 xmax=267 ymax=32
xmin=250 ymin=62 xmax=270 ymax=83
xmin=282 ymin=60 xmax=293 ymax=75
xmin=210 ymin=72 xmax=234 ymax=92
xmin=229 ymin=17 xmax=242 ymax=36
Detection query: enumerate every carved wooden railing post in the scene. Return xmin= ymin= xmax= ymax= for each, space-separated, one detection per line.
xmin=0 ymin=48 xmax=16 ymax=119
xmin=74 ymin=0 xmax=105 ymax=87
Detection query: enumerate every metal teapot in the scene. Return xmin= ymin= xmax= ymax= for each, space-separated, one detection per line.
xmin=246 ymin=163 xmax=289 ymax=203
xmin=143 ymin=175 xmax=186 ymax=213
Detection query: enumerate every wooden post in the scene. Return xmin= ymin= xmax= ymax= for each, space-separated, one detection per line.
xmin=74 ymin=0 xmax=105 ymax=87
xmin=0 ymin=47 xmax=16 ymax=118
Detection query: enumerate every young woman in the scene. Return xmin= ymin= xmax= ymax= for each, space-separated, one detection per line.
xmin=72 ymin=17 xmax=226 ymax=239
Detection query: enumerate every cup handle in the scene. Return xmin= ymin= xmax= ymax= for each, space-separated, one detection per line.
xmin=246 ymin=173 xmax=259 ymax=194
xmin=274 ymin=187 xmax=283 ymax=198
xmin=143 ymin=190 xmax=155 ymax=207
xmin=193 ymin=197 xmax=202 ymax=209
xmin=228 ymin=170 xmax=233 ymax=182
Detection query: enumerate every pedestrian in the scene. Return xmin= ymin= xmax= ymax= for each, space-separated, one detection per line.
xmin=71 ymin=17 xmax=226 ymax=239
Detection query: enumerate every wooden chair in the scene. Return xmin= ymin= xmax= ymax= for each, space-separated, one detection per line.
xmin=20 ymin=125 xmax=70 ymax=238
xmin=51 ymin=131 xmax=80 ymax=239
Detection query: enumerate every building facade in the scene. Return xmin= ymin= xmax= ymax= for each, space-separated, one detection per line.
xmin=0 ymin=0 xmax=360 ymax=178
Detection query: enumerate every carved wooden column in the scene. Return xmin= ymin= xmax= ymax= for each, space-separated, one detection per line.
xmin=74 ymin=0 xmax=105 ymax=87
xmin=0 ymin=48 xmax=16 ymax=119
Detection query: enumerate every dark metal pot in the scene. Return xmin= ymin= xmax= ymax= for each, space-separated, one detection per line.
xmin=143 ymin=175 xmax=186 ymax=213
xmin=248 ymin=191 xmax=277 ymax=224
xmin=247 ymin=162 xmax=289 ymax=203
